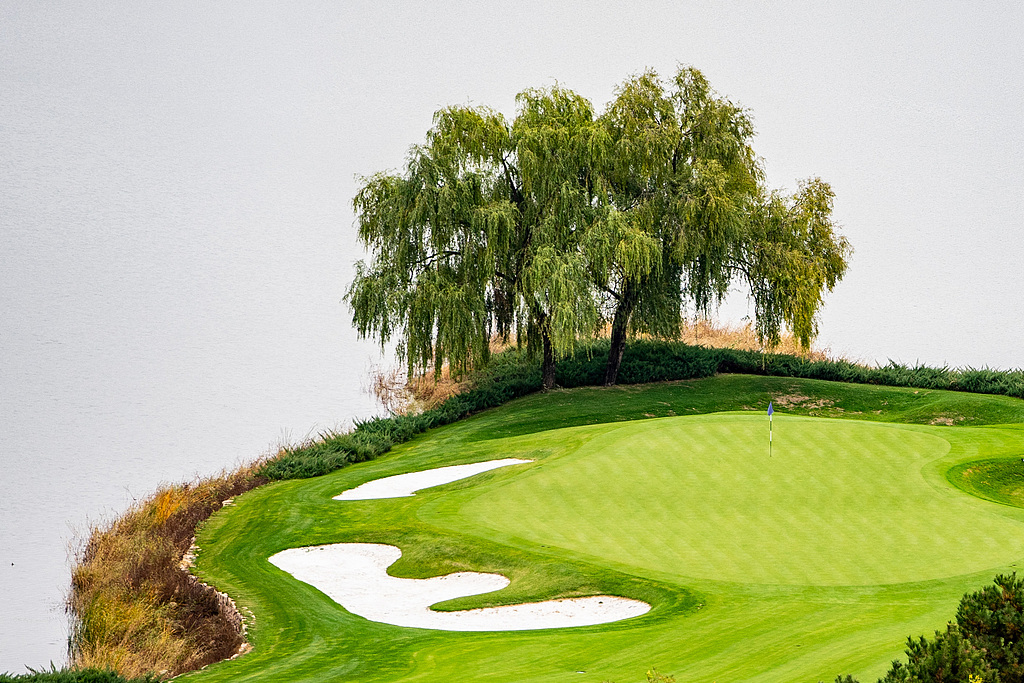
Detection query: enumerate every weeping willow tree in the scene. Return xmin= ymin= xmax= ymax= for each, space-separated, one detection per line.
xmin=587 ymin=67 xmax=763 ymax=385
xmin=586 ymin=66 xmax=850 ymax=385
xmin=346 ymin=86 xmax=603 ymax=389
xmin=348 ymin=66 xmax=851 ymax=391
xmin=732 ymin=178 xmax=851 ymax=349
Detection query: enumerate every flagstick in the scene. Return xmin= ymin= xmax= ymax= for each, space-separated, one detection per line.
xmin=769 ymin=412 xmax=773 ymax=458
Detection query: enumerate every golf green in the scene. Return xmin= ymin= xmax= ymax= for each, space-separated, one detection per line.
xmin=459 ymin=415 xmax=1024 ymax=586
xmin=185 ymin=377 xmax=1024 ymax=683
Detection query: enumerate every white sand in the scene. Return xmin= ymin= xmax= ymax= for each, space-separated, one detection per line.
xmin=334 ymin=458 xmax=532 ymax=501
xmin=268 ymin=543 xmax=650 ymax=631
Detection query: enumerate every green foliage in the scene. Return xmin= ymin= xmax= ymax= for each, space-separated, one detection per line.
xmin=347 ymin=83 xmax=603 ymax=387
xmin=595 ymin=67 xmax=760 ymax=317
xmin=347 ymin=66 xmax=851 ymax=388
xmin=553 ymin=339 xmax=721 ymax=387
xmin=879 ymin=625 xmax=996 ymax=683
xmin=557 ymin=340 xmax=1024 ymax=400
xmin=591 ymin=67 xmax=769 ymax=384
xmin=736 ymin=178 xmax=851 ymax=348
xmin=838 ymin=574 xmax=1024 ymax=683
xmin=956 ymin=574 xmax=1024 ymax=682
xmin=259 ymin=354 xmax=543 ymax=480
xmin=710 ymin=348 xmax=1024 ymax=399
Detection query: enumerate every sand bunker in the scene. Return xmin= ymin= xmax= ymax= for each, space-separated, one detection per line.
xmin=268 ymin=543 xmax=650 ymax=631
xmin=334 ymin=458 xmax=532 ymax=501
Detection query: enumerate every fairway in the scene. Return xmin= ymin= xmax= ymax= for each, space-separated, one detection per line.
xmin=186 ymin=376 xmax=1024 ymax=683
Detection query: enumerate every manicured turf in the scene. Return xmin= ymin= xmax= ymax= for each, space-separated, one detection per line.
xmin=457 ymin=416 xmax=1024 ymax=586
xmin=184 ymin=375 xmax=1024 ymax=683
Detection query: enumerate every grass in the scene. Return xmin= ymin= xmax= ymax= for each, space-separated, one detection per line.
xmin=66 ymin=466 xmax=267 ymax=679
xmin=179 ymin=374 xmax=1024 ymax=683
xmin=946 ymin=442 xmax=1024 ymax=508
xmin=0 ymin=669 xmax=156 ymax=683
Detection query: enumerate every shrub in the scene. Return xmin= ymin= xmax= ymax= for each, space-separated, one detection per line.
xmin=837 ymin=574 xmax=1024 ymax=683
xmin=955 ymin=573 xmax=1024 ymax=682
xmin=878 ymin=625 xmax=995 ymax=683
xmin=259 ymin=353 xmax=543 ymax=480
xmin=260 ymin=340 xmax=1024 ymax=483
xmin=0 ymin=667 xmax=156 ymax=682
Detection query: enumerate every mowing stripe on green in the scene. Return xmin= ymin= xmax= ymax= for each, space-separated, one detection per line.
xmin=462 ymin=415 xmax=1024 ymax=586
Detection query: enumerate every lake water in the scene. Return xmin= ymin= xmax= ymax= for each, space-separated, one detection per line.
xmin=3 ymin=2 xmax=1022 ymax=674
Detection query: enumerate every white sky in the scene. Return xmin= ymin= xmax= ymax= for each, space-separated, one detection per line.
xmin=3 ymin=0 xmax=1022 ymax=369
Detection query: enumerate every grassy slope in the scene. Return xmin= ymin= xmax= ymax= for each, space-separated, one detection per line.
xmin=184 ymin=375 xmax=1024 ymax=683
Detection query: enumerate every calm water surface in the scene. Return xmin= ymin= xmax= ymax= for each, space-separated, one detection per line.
xmin=3 ymin=1 xmax=1022 ymax=674
xmin=0 ymin=5 xmax=389 ymax=670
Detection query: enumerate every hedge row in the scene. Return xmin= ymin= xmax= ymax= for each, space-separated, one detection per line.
xmin=557 ymin=340 xmax=1024 ymax=397
xmin=261 ymin=340 xmax=1024 ymax=481
xmin=259 ymin=355 xmax=543 ymax=480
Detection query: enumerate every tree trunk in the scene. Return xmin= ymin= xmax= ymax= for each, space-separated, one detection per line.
xmin=541 ymin=327 xmax=556 ymax=390
xmin=604 ymin=286 xmax=636 ymax=386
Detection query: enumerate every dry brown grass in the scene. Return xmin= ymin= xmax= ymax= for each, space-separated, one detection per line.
xmin=68 ymin=463 xmax=267 ymax=679
xmin=369 ymin=337 xmax=516 ymax=415
xmin=371 ymin=365 xmax=472 ymax=415
xmin=677 ymin=319 xmax=838 ymax=362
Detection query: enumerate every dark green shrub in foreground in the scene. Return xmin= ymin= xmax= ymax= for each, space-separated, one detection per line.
xmin=837 ymin=574 xmax=1024 ymax=683
xmin=877 ymin=625 xmax=995 ymax=683
xmin=0 ymin=668 xmax=156 ymax=683
xmin=956 ymin=573 xmax=1024 ymax=682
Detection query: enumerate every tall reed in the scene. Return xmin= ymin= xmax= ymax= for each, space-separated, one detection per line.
xmin=67 ymin=465 xmax=266 ymax=679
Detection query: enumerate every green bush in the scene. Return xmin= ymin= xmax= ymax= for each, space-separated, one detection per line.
xmin=260 ymin=340 xmax=1024 ymax=482
xmin=837 ymin=574 xmax=1024 ymax=683
xmin=259 ymin=354 xmax=543 ymax=480
xmin=955 ymin=573 xmax=1024 ymax=682
xmin=877 ymin=625 xmax=995 ymax=683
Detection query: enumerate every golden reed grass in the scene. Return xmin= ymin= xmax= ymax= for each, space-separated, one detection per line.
xmin=67 ymin=463 xmax=267 ymax=679
xmin=676 ymin=319 xmax=837 ymax=362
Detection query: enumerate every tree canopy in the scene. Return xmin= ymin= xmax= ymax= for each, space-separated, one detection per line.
xmin=346 ymin=66 xmax=851 ymax=389
xmin=587 ymin=67 xmax=763 ymax=384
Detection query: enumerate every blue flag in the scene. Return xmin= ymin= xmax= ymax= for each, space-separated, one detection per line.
xmin=767 ymin=401 xmax=774 ymax=416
